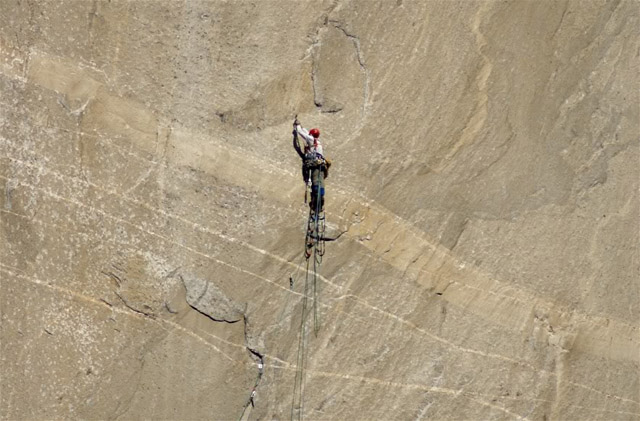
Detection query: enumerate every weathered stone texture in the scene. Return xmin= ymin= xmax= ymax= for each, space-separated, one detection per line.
xmin=1 ymin=0 xmax=638 ymax=420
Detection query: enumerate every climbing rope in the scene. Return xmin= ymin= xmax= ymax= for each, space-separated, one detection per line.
xmin=291 ymin=172 xmax=327 ymax=421
xmin=290 ymin=214 xmax=312 ymax=290
xmin=312 ymin=183 xmax=324 ymax=337
xmin=291 ymin=257 xmax=311 ymax=421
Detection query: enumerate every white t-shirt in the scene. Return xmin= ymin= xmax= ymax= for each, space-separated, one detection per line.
xmin=295 ymin=124 xmax=324 ymax=157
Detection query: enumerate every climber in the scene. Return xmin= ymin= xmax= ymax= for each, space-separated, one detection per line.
xmin=292 ymin=118 xmax=330 ymax=213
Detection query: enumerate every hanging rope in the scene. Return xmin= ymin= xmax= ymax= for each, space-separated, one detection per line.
xmin=291 ymin=166 xmax=327 ymax=421
xmin=312 ymin=182 xmax=324 ymax=337
xmin=291 ymin=257 xmax=311 ymax=421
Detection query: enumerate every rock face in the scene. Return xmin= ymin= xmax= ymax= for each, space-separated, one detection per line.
xmin=1 ymin=0 xmax=638 ymax=420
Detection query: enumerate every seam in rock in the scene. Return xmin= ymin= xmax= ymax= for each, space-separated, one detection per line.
xmin=239 ymin=314 xmax=265 ymax=420
xmin=114 ymin=291 xmax=155 ymax=318
xmin=448 ymin=218 xmax=469 ymax=251
xmin=328 ymin=19 xmax=371 ymax=117
xmin=306 ymin=4 xmax=340 ymax=109
xmin=550 ymin=1 xmax=570 ymax=40
xmin=188 ymin=304 xmax=241 ymax=324
xmin=310 ymin=39 xmax=322 ymax=108
xmin=180 ymin=276 xmax=241 ymax=324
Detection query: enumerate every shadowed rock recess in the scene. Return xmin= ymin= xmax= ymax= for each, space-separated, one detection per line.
xmin=0 ymin=1 xmax=638 ymax=420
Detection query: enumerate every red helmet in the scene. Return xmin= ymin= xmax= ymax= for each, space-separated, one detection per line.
xmin=309 ymin=128 xmax=320 ymax=138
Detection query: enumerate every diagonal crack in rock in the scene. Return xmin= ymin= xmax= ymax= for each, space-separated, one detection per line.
xmin=181 ymin=273 xmax=267 ymax=419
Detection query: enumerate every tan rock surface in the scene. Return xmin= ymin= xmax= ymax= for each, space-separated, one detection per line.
xmin=1 ymin=0 xmax=638 ymax=420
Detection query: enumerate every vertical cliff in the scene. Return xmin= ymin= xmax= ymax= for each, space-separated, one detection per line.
xmin=1 ymin=0 xmax=638 ymax=420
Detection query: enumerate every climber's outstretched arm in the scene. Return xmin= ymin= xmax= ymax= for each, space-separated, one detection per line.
xmin=292 ymin=130 xmax=304 ymax=159
xmin=295 ymin=123 xmax=314 ymax=146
